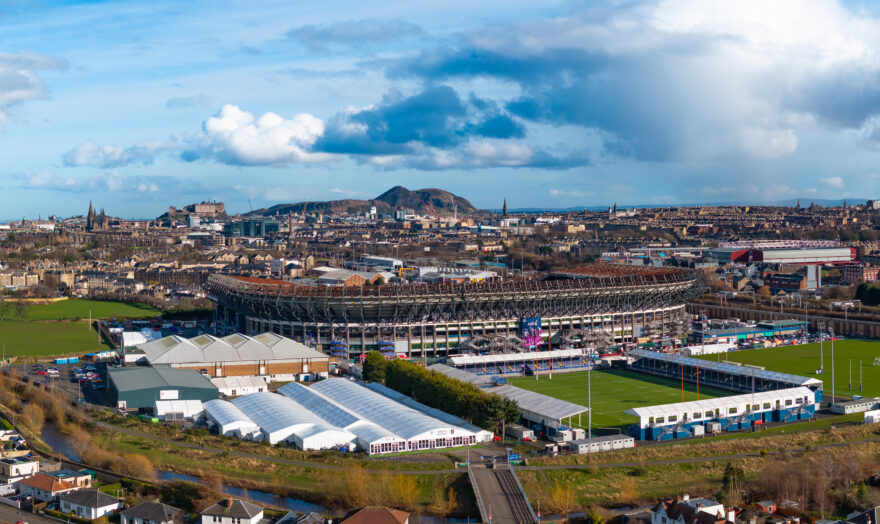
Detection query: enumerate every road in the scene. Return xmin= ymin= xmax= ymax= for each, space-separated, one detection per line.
xmin=0 ymin=503 xmax=58 ymax=524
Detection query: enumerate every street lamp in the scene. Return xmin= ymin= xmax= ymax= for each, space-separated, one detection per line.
xmin=830 ymin=327 xmax=835 ymax=406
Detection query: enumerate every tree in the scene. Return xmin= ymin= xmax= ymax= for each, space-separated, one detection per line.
xmin=13 ymin=299 xmax=29 ymax=322
xmin=362 ymin=351 xmax=387 ymax=383
xmin=757 ymin=285 xmax=771 ymax=298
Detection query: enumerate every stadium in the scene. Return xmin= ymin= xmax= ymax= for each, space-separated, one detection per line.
xmin=206 ymin=265 xmax=705 ymax=357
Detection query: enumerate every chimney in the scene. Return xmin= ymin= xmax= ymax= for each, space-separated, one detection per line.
xmin=227 ymin=497 xmax=234 ymax=508
xmin=728 ymin=510 xmax=736 ymax=523
xmin=683 ymin=494 xmax=690 ymax=502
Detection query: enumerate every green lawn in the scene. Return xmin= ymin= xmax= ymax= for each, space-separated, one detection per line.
xmin=508 ymin=369 xmax=730 ymax=429
xmin=0 ymin=299 xmax=156 ymax=357
xmin=21 ymin=299 xmax=159 ymax=321
xmin=0 ymin=320 xmax=110 ymax=357
xmin=695 ymin=339 xmax=880 ymax=400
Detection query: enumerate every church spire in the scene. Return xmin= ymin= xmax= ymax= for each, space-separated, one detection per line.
xmin=502 ymin=198 xmax=508 ymax=217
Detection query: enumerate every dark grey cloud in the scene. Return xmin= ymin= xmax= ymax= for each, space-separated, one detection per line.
xmin=314 ymin=85 xmax=527 ymax=155
xmin=285 ymin=19 xmax=424 ymax=53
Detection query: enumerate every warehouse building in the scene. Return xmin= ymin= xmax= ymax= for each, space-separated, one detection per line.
xmin=210 ymin=376 xmax=268 ymax=397
xmin=625 ymin=387 xmax=815 ymax=441
xmin=131 ymin=332 xmax=329 ymax=381
xmin=108 ymin=367 xmax=219 ymax=410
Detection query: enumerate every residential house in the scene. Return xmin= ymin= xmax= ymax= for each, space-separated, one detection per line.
xmin=0 ymin=457 xmax=39 ymax=484
xmin=651 ymin=496 xmax=734 ymax=524
xmin=342 ymin=506 xmax=410 ymax=524
xmin=15 ymin=473 xmax=78 ymax=502
xmin=121 ymin=501 xmax=185 ymax=524
xmin=200 ymin=498 xmax=263 ymax=524
xmin=59 ymin=489 xmax=121 ymax=520
xmin=48 ymin=469 xmax=93 ymax=488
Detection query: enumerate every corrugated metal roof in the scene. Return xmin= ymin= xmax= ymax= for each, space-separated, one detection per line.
xmin=108 ymin=367 xmax=217 ymax=392
xmin=485 ymin=384 xmax=588 ymax=422
xmin=137 ymin=332 xmax=327 ymax=365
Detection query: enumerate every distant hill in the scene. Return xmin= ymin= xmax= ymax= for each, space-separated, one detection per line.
xmin=252 ymin=186 xmax=477 ymax=217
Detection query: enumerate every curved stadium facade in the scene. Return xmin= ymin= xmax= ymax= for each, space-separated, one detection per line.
xmin=207 ymin=265 xmax=704 ymax=357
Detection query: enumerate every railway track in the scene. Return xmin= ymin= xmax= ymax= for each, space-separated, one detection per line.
xmin=495 ymin=467 xmax=535 ymax=524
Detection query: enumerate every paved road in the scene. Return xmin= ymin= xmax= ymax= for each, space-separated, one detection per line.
xmin=0 ymin=503 xmax=58 ymax=524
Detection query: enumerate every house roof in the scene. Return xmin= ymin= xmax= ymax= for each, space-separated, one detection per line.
xmin=653 ymin=500 xmax=731 ymax=524
xmin=342 ymin=506 xmax=410 ymax=524
xmin=201 ymin=498 xmax=263 ymax=519
xmin=17 ymin=473 xmax=76 ymax=492
xmin=135 ymin=332 xmax=326 ymax=365
xmin=60 ymin=489 xmax=120 ymax=508
xmin=121 ymin=501 xmax=185 ymax=523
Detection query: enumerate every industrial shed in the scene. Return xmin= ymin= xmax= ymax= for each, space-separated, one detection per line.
xmin=231 ymin=392 xmax=356 ymax=448
xmin=133 ymin=332 xmax=329 ymax=381
xmin=310 ymin=378 xmax=480 ymax=451
xmin=831 ymin=397 xmax=880 ymax=415
xmin=154 ymin=400 xmax=204 ymax=421
xmin=484 ymin=384 xmax=588 ymax=432
xmin=108 ymin=367 xmax=219 ymax=410
xmin=203 ymin=399 xmax=261 ymax=439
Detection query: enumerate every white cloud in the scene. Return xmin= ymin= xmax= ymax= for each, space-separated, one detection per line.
xmin=18 ymin=171 xmax=166 ymax=194
xmin=820 ymin=176 xmax=845 ymax=188
xmin=194 ymin=104 xmax=329 ymax=166
xmin=0 ymin=52 xmax=64 ymax=130
xmin=62 ymin=140 xmax=172 ymax=168
xmin=549 ymin=188 xmax=587 ymax=198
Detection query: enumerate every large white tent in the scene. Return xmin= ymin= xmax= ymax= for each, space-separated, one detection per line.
xmin=310 ymin=379 xmax=478 ymax=451
xmin=231 ymin=392 xmax=355 ymax=448
xmin=203 ymin=399 xmax=261 ymax=439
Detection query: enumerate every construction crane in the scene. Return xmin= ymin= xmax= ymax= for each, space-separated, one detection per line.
xmin=421 ymin=198 xmax=441 ymax=221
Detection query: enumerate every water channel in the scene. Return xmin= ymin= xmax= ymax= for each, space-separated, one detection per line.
xmin=40 ymin=424 xmax=480 ymax=522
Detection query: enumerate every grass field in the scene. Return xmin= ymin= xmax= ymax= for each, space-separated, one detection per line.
xmin=20 ymin=299 xmax=159 ymax=321
xmin=0 ymin=299 xmax=158 ymax=357
xmin=508 ymin=369 xmax=730 ymax=428
xmin=695 ymin=339 xmax=880 ymax=400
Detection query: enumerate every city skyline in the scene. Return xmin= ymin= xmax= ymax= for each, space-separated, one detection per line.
xmin=4 ymin=0 xmax=880 ymax=218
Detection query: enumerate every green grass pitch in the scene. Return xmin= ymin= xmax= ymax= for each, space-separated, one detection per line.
xmin=20 ymin=299 xmax=160 ymax=321
xmin=695 ymin=339 xmax=880 ymax=400
xmin=508 ymin=368 xmax=730 ymax=429
xmin=0 ymin=299 xmax=159 ymax=357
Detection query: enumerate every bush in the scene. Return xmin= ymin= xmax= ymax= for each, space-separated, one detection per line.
xmin=384 ymin=359 xmax=519 ymax=429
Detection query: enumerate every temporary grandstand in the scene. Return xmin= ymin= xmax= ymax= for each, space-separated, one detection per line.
xmin=626 ymin=387 xmax=816 ymax=440
xmin=230 ymin=392 xmax=356 ymax=448
xmin=202 ymin=399 xmax=261 ymax=439
xmin=207 ymin=264 xmax=704 ymax=357
xmin=447 ymin=348 xmax=591 ymax=376
xmin=628 ymin=348 xmax=824 ymax=401
xmin=202 ymin=378 xmax=491 ymax=454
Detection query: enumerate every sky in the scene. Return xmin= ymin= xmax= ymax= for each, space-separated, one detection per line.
xmin=4 ymin=0 xmax=880 ymax=218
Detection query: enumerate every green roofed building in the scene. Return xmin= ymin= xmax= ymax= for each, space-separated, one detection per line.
xmin=108 ymin=367 xmax=219 ymax=410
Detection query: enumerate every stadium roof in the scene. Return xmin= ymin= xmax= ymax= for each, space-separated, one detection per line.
xmin=448 ymin=348 xmax=584 ymax=366
xmin=625 ymin=386 xmax=814 ymax=420
xmin=108 ymin=367 xmax=216 ymax=392
xmin=628 ymin=348 xmax=823 ymax=387
xmin=136 ymin=332 xmax=326 ymax=365
xmin=485 ymin=384 xmax=587 ymax=422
